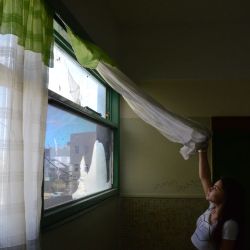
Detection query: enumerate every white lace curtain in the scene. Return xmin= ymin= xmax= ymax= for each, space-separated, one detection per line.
xmin=0 ymin=34 xmax=48 ymax=250
xmin=0 ymin=0 xmax=53 ymax=248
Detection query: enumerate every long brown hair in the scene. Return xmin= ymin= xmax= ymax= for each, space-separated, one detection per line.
xmin=212 ymin=177 xmax=245 ymax=249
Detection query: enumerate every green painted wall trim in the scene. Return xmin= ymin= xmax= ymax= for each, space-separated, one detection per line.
xmin=46 ymin=1 xmax=93 ymax=42
xmin=112 ymin=91 xmax=120 ymax=189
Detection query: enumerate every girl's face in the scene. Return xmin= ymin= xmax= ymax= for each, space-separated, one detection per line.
xmin=206 ymin=180 xmax=225 ymax=204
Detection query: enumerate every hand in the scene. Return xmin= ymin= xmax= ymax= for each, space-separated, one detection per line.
xmin=196 ymin=142 xmax=208 ymax=153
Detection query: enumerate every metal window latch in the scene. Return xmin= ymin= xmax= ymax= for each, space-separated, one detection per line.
xmin=105 ymin=112 xmax=110 ymax=119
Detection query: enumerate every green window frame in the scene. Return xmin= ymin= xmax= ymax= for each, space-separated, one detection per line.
xmin=42 ymin=18 xmax=120 ymax=230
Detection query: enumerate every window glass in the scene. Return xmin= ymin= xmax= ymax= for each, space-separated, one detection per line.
xmin=48 ymin=44 xmax=106 ymax=118
xmin=44 ymin=104 xmax=113 ymax=209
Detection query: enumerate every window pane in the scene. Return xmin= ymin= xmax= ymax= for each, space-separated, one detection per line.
xmin=44 ymin=104 xmax=113 ymax=209
xmin=48 ymin=44 xmax=107 ymax=118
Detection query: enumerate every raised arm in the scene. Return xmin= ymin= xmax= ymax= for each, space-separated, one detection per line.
xmin=198 ymin=150 xmax=212 ymax=197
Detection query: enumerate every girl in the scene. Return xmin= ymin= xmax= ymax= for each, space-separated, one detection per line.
xmin=191 ymin=148 xmax=244 ymax=250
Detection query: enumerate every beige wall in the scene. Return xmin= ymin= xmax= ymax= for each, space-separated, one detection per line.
xmin=117 ymin=23 xmax=250 ymax=81
xmin=41 ymin=197 xmax=120 ymax=250
xmin=116 ymin=19 xmax=250 ymax=198
xmin=120 ymin=80 xmax=250 ymax=197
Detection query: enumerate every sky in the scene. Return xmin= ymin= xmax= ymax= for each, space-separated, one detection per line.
xmin=45 ymin=105 xmax=95 ymax=148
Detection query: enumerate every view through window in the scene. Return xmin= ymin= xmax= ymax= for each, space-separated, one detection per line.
xmin=44 ymin=41 xmax=113 ymax=210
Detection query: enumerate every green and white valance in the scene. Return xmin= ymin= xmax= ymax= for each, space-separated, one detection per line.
xmin=0 ymin=0 xmax=54 ymax=66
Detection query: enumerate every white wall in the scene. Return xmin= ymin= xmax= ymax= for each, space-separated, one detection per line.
xmin=120 ymin=79 xmax=250 ymax=197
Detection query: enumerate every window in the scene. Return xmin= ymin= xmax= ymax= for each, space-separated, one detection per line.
xmin=49 ymin=44 xmax=107 ymax=118
xmin=42 ymin=19 xmax=119 ymax=228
